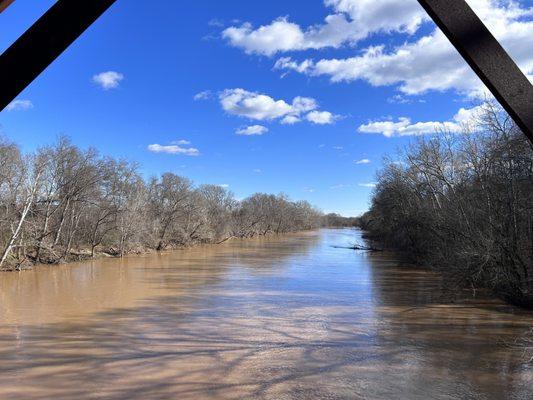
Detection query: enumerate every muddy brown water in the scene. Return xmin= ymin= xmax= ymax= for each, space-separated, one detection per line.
xmin=0 ymin=229 xmax=532 ymax=399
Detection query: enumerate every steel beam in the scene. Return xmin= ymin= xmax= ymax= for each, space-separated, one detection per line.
xmin=0 ymin=0 xmax=116 ymax=111
xmin=0 ymin=0 xmax=15 ymax=14
xmin=417 ymin=0 xmax=533 ymax=143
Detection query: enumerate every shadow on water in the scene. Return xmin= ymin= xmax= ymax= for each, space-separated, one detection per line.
xmin=0 ymin=229 xmax=531 ymax=400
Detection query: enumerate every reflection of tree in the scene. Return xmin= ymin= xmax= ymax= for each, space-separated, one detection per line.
xmin=0 ymin=229 xmax=531 ymax=399
xmin=365 ymin=248 xmax=533 ymax=398
xmin=150 ymin=231 xmax=322 ymax=290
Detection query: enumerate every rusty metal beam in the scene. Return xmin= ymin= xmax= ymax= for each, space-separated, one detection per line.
xmin=417 ymin=0 xmax=533 ymax=143
xmin=0 ymin=0 xmax=15 ymax=14
xmin=0 ymin=0 xmax=116 ymax=111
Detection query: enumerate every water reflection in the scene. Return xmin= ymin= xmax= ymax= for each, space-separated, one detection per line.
xmin=0 ymin=229 xmax=531 ymax=399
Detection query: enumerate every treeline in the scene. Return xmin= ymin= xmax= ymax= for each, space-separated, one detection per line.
xmin=322 ymin=213 xmax=359 ymax=228
xmin=361 ymin=103 xmax=533 ymax=307
xmin=0 ymin=136 xmax=323 ymax=270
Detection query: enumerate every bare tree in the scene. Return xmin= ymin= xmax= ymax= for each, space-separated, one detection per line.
xmin=0 ymin=136 xmax=323 ymax=270
xmin=0 ymin=142 xmax=44 ymax=269
xmin=364 ymin=105 xmax=533 ymax=307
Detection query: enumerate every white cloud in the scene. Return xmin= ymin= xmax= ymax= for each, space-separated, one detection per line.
xmin=253 ymin=168 xmax=262 ymax=173
xmin=354 ymin=158 xmax=371 ymax=164
xmin=292 ymin=96 xmax=318 ymax=113
xmin=325 ymin=0 xmax=427 ymax=34
xmin=147 ymin=143 xmax=200 ymax=156
xmin=220 ymin=88 xmax=293 ymax=120
xmin=236 ymin=125 xmax=269 ymax=135
xmin=281 ymin=115 xmax=301 ymax=125
xmin=219 ymin=88 xmax=335 ymax=125
xmin=171 ymin=139 xmax=191 ymax=145
xmin=5 ymin=99 xmax=33 ymax=111
xmin=275 ymin=34 xmax=480 ymax=95
xmin=387 ymin=94 xmax=412 ymax=104
xmin=218 ymin=183 xmax=230 ymax=188
xmin=194 ymin=90 xmax=213 ymax=100
xmin=358 ymin=182 xmax=377 ymax=188
xmin=92 ymin=71 xmax=124 ymax=90
xmin=306 ymin=110 xmax=337 ymax=124
xmin=358 ymin=105 xmax=483 ymax=137
xmin=208 ymin=19 xmax=225 ymax=28
xmin=303 ymin=187 xmax=315 ymax=193
xmin=275 ymin=57 xmax=315 ymax=74
xmin=222 ymin=18 xmax=304 ymax=56
xmin=274 ymin=0 xmax=533 ymax=98
xmin=222 ymin=1 xmax=427 ymax=56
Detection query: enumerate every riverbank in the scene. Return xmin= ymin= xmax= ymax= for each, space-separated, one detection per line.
xmin=361 ymin=229 xmax=533 ymax=309
xmin=360 ymin=106 xmax=532 ymax=310
xmin=0 ymin=229 xmax=319 ymax=272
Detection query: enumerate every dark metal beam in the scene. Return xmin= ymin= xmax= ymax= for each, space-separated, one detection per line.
xmin=0 ymin=0 xmax=116 ymax=111
xmin=417 ymin=0 xmax=533 ymax=143
xmin=0 ymin=0 xmax=15 ymax=14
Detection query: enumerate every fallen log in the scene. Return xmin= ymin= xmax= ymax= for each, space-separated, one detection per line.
xmin=331 ymin=244 xmax=382 ymax=252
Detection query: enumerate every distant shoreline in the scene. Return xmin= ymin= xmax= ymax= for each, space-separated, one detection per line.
xmin=2 ymin=227 xmax=352 ymax=272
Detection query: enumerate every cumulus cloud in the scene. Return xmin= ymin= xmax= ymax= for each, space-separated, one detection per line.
xmin=281 ymin=115 xmax=301 ymax=125
xmin=306 ymin=110 xmax=337 ymax=125
xmin=147 ymin=143 xmax=200 ymax=156
xmin=222 ymin=18 xmax=306 ymax=56
xmin=358 ymin=105 xmax=483 ymax=137
xmin=354 ymin=158 xmax=371 ymax=164
xmin=222 ymin=0 xmax=427 ymax=56
xmin=220 ymin=88 xmax=293 ymax=120
xmin=219 ymin=88 xmax=336 ymax=125
xmin=5 ymin=99 xmax=33 ymax=111
xmin=275 ymin=34 xmax=480 ymax=95
xmin=274 ymin=0 xmax=533 ymax=98
xmin=275 ymin=58 xmax=315 ymax=74
xmin=325 ymin=0 xmax=426 ymax=33
xmin=92 ymin=71 xmax=124 ymax=90
xmin=194 ymin=90 xmax=213 ymax=100
xmin=292 ymin=96 xmax=318 ymax=114
xmin=236 ymin=125 xmax=269 ymax=135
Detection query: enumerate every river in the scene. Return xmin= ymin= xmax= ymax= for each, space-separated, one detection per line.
xmin=0 ymin=229 xmax=531 ymax=399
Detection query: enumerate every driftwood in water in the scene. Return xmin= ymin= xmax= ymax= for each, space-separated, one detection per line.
xmin=216 ymin=236 xmax=235 ymax=244
xmin=332 ymin=243 xmax=382 ymax=252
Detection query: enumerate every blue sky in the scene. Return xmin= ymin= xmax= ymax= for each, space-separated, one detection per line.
xmin=1 ymin=0 xmax=532 ymax=216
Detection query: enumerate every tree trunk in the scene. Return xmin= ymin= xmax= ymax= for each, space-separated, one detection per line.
xmin=35 ymin=200 xmax=52 ymax=261
xmin=52 ymin=197 xmax=70 ymax=248
xmin=0 ymin=182 xmax=39 ymax=268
